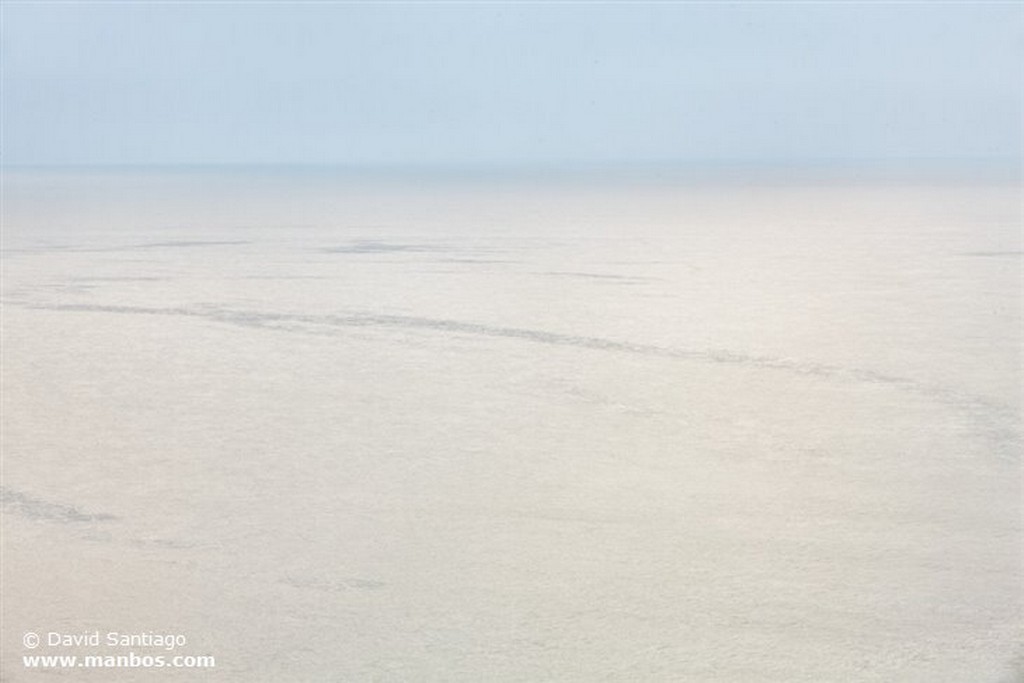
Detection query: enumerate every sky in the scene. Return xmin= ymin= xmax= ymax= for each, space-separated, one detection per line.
xmin=2 ymin=2 xmax=1021 ymax=167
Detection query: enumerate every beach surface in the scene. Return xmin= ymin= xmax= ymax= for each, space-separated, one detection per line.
xmin=2 ymin=168 xmax=1020 ymax=681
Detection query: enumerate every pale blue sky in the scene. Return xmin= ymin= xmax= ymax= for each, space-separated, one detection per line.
xmin=2 ymin=2 xmax=1021 ymax=167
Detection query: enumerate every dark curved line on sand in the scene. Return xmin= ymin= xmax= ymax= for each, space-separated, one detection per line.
xmin=17 ymin=301 xmax=1021 ymax=460
xmin=1 ymin=486 xmax=117 ymax=524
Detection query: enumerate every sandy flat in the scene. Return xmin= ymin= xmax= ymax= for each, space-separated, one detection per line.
xmin=2 ymin=169 xmax=1020 ymax=681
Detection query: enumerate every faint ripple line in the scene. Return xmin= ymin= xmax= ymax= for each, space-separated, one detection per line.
xmin=16 ymin=301 xmax=1021 ymax=460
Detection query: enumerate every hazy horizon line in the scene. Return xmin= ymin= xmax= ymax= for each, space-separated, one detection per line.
xmin=3 ymin=156 xmax=1019 ymax=174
